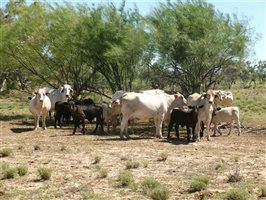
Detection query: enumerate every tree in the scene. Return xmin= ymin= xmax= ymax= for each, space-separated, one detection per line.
xmin=148 ymin=0 xmax=252 ymax=95
xmin=78 ymin=2 xmax=149 ymax=92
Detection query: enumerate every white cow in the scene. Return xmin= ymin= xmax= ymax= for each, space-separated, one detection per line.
xmin=214 ymin=90 xmax=233 ymax=107
xmin=42 ymin=84 xmax=73 ymax=112
xmin=191 ymin=89 xmax=217 ymax=141
xmin=29 ymin=88 xmax=51 ymax=130
xmin=211 ymin=106 xmax=241 ymax=136
xmin=120 ymin=92 xmax=187 ymax=139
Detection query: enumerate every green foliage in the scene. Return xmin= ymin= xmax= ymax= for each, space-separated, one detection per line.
xmin=148 ymin=0 xmax=251 ymax=95
xmin=97 ymin=168 xmax=108 ymax=179
xmin=141 ymin=177 xmax=169 ymax=200
xmin=3 ymin=167 xmax=17 ymax=179
xmin=224 ymin=187 xmax=252 ymax=200
xmin=158 ymin=152 xmax=168 ymax=162
xmin=141 ymin=176 xmax=161 ymax=195
xmin=189 ymin=175 xmax=209 ymax=193
xmin=0 ymin=148 xmax=13 ymax=157
xmin=150 ymin=185 xmax=170 ymax=200
xmin=125 ymin=160 xmax=140 ymax=169
xmin=261 ymin=186 xmax=266 ymax=197
xmin=117 ymin=170 xmax=135 ymax=187
xmin=16 ymin=165 xmax=28 ymax=176
xmin=37 ymin=167 xmax=52 ymax=180
xmin=93 ymin=156 xmax=101 ymax=164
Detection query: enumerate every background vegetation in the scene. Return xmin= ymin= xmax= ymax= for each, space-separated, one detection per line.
xmin=0 ymin=0 xmax=265 ymax=99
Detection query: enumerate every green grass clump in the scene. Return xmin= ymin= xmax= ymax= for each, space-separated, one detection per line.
xmin=158 ymin=152 xmax=168 ymax=162
xmin=0 ymin=148 xmax=13 ymax=157
xmin=16 ymin=165 xmax=28 ymax=176
xmin=2 ymin=167 xmax=17 ymax=179
xmin=150 ymin=185 xmax=169 ymax=200
xmin=97 ymin=168 xmax=108 ymax=179
xmin=93 ymin=156 xmax=101 ymax=164
xmin=125 ymin=160 xmax=140 ymax=169
xmin=117 ymin=170 xmax=135 ymax=187
xmin=224 ymin=187 xmax=251 ymax=200
xmin=189 ymin=175 xmax=209 ymax=193
xmin=38 ymin=167 xmax=52 ymax=180
xmin=260 ymin=186 xmax=266 ymax=197
xmin=141 ymin=177 xmax=169 ymax=200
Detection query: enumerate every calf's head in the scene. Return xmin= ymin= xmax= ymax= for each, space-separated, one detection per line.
xmin=202 ymin=89 xmax=217 ymax=104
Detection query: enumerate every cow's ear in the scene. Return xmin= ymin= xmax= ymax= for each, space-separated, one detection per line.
xmin=188 ymin=105 xmax=193 ymax=109
xmin=217 ymin=107 xmax=221 ymax=110
xmin=45 ymin=92 xmax=50 ymax=95
xmin=214 ymin=94 xmax=219 ymax=98
xmin=174 ymin=94 xmax=180 ymax=98
xmin=201 ymin=93 xmax=207 ymax=98
xmin=28 ymin=97 xmax=32 ymax=100
xmin=61 ymin=88 xmax=64 ymax=93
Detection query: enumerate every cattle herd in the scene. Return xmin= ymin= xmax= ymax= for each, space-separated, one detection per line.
xmin=28 ymin=84 xmax=240 ymax=142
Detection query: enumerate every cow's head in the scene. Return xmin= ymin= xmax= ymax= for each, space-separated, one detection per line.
xmin=60 ymin=84 xmax=74 ymax=98
xmin=202 ymin=89 xmax=217 ymax=104
xmin=174 ymin=93 xmax=187 ymax=107
xmin=35 ymin=89 xmax=47 ymax=102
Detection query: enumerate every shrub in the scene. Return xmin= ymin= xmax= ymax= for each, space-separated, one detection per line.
xmin=93 ymin=156 xmax=101 ymax=164
xmin=227 ymin=169 xmax=242 ymax=183
xmin=0 ymin=148 xmax=13 ymax=157
xmin=16 ymin=165 xmax=28 ymax=176
xmin=224 ymin=187 xmax=251 ymax=200
xmin=2 ymin=167 xmax=17 ymax=179
xmin=150 ymin=185 xmax=170 ymax=200
xmin=117 ymin=171 xmax=135 ymax=187
xmin=38 ymin=167 xmax=52 ymax=180
xmin=97 ymin=168 xmax=108 ymax=179
xmin=189 ymin=175 xmax=209 ymax=193
xmin=261 ymin=186 xmax=266 ymax=197
xmin=141 ymin=177 xmax=169 ymax=200
xmin=141 ymin=176 xmax=161 ymax=195
xmin=158 ymin=152 xmax=168 ymax=162
xmin=125 ymin=160 xmax=140 ymax=169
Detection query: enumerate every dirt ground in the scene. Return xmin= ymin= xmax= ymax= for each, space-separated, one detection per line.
xmin=0 ymin=119 xmax=265 ymax=200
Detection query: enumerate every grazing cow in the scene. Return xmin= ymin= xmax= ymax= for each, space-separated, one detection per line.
xmin=29 ymin=89 xmax=51 ymax=130
xmin=43 ymin=84 xmax=73 ymax=115
xmin=214 ymin=90 xmax=233 ymax=107
xmin=54 ymin=101 xmax=71 ymax=128
xmin=167 ymin=106 xmax=203 ymax=142
xmin=120 ymin=92 xmax=187 ymax=139
xmin=211 ymin=106 xmax=241 ymax=136
xmin=69 ymin=101 xmax=104 ymax=135
xmin=193 ymin=89 xmax=217 ymax=141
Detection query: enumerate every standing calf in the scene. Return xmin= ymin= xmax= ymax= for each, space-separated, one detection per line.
xmin=29 ymin=89 xmax=51 ymax=130
xmin=167 ymin=106 xmax=202 ymax=142
xmin=69 ymin=101 xmax=104 ymax=135
xmin=54 ymin=101 xmax=71 ymax=128
xmin=211 ymin=106 xmax=241 ymax=136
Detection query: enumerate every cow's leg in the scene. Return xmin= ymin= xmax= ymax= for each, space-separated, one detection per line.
xmin=72 ymin=119 xmax=79 ymax=134
xmin=175 ymin=124 xmax=180 ymax=140
xmin=81 ymin=119 xmax=86 ymax=134
xmin=167 ymin=121 xmax=174 ymax=139
xmin=54 ymin=113 xmax=57 ymax=128
xmin=186 ymin=126 xmax=190 ymax=142
xmin=157 ymin=117 xmax=164 ymax=139
xmin=212 ymin=123 xmax=217 ymax=136
xmin=192 ymin=126 xmax=195 ymax=142
xmin=195 ymin=121 xmax=201 ymax=141
xmin=200 ymin=122 xmax=204 ymax=138
xmin=41 ymin=111 xmax=48 ymax=130
xmin=34 ymin=114 xmax=39 ymax=130
xmin=237 ymin=119 xmax=241 ymax=136
xmin=59 ymin=113 xmax=62 ymax=128
xmin=206 ymin=120 xmax=212 ymax=141
xmin=120 ymin=117 xmax=128 ymax=139
xmin=228 ymin=122 xmax=233 ymax=135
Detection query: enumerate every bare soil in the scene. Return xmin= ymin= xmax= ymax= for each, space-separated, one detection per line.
xmin=0 ymin=119 xmax=265 ymax=200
